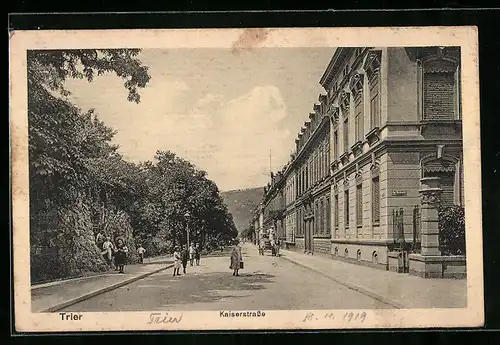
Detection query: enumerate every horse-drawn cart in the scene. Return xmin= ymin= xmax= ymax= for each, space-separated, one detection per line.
xmin=258 ymin=235 xmax=280 ymax=256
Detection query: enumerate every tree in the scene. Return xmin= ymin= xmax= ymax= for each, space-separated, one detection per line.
xmin=28 ymin=49 xmax=150 ymax=103
xmin=29 ymin=49 xmax=150 ymax=283
xmin=28 ymin=49 xmax=237 ymax=283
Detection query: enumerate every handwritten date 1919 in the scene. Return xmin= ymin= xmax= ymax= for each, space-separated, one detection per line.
xmin=302 ymin=312 xmax=367 ymax=323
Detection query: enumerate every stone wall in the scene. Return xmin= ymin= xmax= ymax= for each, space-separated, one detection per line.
xmin=331 ymin=240 xmax=389 ymax=270
xmin=295 ymin=237 xmax=305 ymax=251
xmin=312 ymin=238 xmax=331 ymax=255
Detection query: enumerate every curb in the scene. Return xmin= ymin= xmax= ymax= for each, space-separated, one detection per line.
xmin=280 ymin=254 xmax=406 ymax=309
xmin=40 ymin=264 xmax=174 ymax=313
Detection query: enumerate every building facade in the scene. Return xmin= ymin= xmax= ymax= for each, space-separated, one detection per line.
xmin=256 ymin=46 xmax=463 ymax=271
xmin=292 ymin=96 xmax=332 ymax=255
xmin=284 ymin=164 xmax=296 ymax=247
xmin=321 ymin=46 xmax=463 ymax=269
xmin=262 ymin=172 xmax=286 ymax=241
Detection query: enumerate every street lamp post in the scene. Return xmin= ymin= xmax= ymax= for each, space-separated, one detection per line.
xmin=184 ymin=211 xmax=191 ymax=247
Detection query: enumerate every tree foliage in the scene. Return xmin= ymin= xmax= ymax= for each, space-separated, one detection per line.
xmin=438 ymin=205 xmax=466 ymax=256
xmin=28 ymin=49 xmax=237 ymax=283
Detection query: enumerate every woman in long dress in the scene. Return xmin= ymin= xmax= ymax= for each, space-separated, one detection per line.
xmin=114 ymin=237 xmax=128 ymax=274
xmin=229 ymin=239 xmax=242 ymax=276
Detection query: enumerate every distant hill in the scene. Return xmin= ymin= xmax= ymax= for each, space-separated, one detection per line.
xmin=221 ymin=187 xmax=264 ymax=234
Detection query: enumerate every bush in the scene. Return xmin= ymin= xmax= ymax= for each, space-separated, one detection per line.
xmin=439 ymin=205 xmax=466 ymax=256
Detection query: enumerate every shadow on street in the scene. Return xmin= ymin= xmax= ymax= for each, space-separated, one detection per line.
xmin=151 ymin=272 xmax=276 ymax=307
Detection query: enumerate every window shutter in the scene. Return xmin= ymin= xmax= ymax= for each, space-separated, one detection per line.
xmin=372 ymin=177 xmax=380 ymax=223
xmin=334 ymin=194 xmax=339 ymax=228
xmin=326 ymin=198 xmax=331 ymax=234
xmin=334 ymin=131 xmax=339 ymax=160
xmin=356 ymin=184 xmax=363 ymax=226
xmin=344 ymin=118 xmax=349 ymax=151
xmin=355 ymin=96 xmax=364 ymax=142
xmin=370 ymin=78 xmax=380 ymax=128
xmin=345 ymin=189 xmax=350 ymax=226
xmin=423 ymin=72 xmax=455 ymax=120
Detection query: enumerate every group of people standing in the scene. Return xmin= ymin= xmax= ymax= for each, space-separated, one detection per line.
xmin=97 ymin=233 xmax=147 ymax=274
xmin=258 ymin=226 xmax=280 ymax=256
xmin=172 ymin=243 xmax=201 ymax=276
xmin=172 ymin=239 xmax=243 ymax=277
xmin=97 ymin=234 xmax=130 ymax=274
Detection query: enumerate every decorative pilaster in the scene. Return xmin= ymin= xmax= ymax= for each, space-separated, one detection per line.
xmin=408 ymin=176 xmax=445 ymax=278
xmin=419 ymin=177 xmax=442 ymax=256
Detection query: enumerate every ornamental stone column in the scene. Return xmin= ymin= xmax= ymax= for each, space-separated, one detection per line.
xmin=419 ymin=177 xmax=442 ymax=256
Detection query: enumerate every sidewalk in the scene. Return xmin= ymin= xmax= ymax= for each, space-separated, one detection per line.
xmin=31 ymin=260 xmax=173 ymax=313
xmin=278 ymin=248 xmax=467 ymax=309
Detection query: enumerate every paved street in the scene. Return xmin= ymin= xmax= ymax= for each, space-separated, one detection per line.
xmin=62 ymin=245 xmax=392 ymax=311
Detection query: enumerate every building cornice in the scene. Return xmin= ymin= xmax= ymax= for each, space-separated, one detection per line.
xmin=293 ymin=114 xmax=330 ymax=165
xmin=319 ymin=48 xmax=355 ymax=91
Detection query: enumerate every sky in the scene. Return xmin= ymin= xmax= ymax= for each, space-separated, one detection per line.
xmin=65 ymin=48 xmax=335 ymax=191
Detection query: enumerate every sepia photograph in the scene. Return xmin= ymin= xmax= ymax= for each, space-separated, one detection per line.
xmin=10 ymin=27 xmax=483 ymax=332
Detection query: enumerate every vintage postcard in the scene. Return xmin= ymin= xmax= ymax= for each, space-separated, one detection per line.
xmin=10 ymin=26 xmax=483 ymax=332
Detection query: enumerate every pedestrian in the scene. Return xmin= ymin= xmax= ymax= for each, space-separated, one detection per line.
xmin=269 ymin=226 xmax=276 ymax=247
xmin=275 ymin=239 xmax=281 ymax=257
xmin=188 ymin=243 xmax=196 ymax=266
xmin=173 ymin=246 xmax=181 ymax=276
xmin=137 ymin=244 xmax=146 ymax=264
xmin=101 ymin=236 xmax=115 ymax=269
xmin=114 ymin=237 xmax=128 ymax=274
xmin=181 ymin=245 xmax=189 ymax=274
xmin=195 ymin=243 xmax=201 ymax=266
xmin=269 ymin=227 xmax=277 ymax=256
xmin=229 ymin=239 xmax=242 ymax=276
xmin=95 ymin=232 xmax=104 ymax=248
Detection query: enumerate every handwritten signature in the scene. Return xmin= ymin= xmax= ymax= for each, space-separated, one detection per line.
xmin=148 ymin=312 xmax=183 ymax=324
xmin=302 ymin=311 xmax=367 ymax=323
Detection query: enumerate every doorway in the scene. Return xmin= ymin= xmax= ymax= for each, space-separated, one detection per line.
xmin=304 ymin=218 xmax=314 ymax=254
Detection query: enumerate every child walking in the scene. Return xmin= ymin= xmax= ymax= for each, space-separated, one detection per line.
xmin=137 ymin=244 xmax=146 ymax=264
xmin=173 ymin=246 xmax=181 ymax=276
xmin=189 ymin=243 xmax=196 ymax=266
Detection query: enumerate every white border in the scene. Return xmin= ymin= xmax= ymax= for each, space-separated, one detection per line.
xmin=10 ymin=27 xmax=483 ymax=332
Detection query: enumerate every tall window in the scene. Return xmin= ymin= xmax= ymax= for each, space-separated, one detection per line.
xmin=344 ymin=189 xmax=350 ymax=227
xmin=326 ymin=197 xmax=331 ymax=235
xmin=320 ymin=200 xmax=324 ymax=234
xmin=315 ymin=153 xmax=318 ymax=182
xmin=372 ymin=176 xmax=380 ymax=224
xmin=334 ymin=195 xmax=339 ymax=228
xmin=370 ymin=76 xmax=380 ymax=129
xmin=321 ymin=143 xmax=326 ymax=179
xmin=355 ymin=96 xmax=364 ymax=142
xmin=343 ymin=118 xmax=349 ymax=152
xmin=297 ymin=209 xmax=300 ymax=236
xmin=315 ymin=202 xmax=319 ymax=235
xmin=334 ymin=131 xmax=339 ymax=161
xmin=305 ymin=166 xmax=309 ymax=190
xmin=356 ymin=183 xmax=363 ymax=228
xmin=326 ymin=141 xmax=330 ymax=171
xmin=423 ymin=69 xmax=456 ymax=120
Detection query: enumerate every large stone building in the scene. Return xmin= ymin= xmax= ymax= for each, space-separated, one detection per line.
xmin=284 ymin=161 xmax=296 ymax=247
xmin=256 ymin=46 xmax=463 ymax=271
xmin=322 ymin=46 xmax=463 ymax=269
xmin=262 ymin=172 xmax=286 ymax=241
xmin=292 ymin=97 xmax=332 ymax=255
